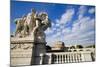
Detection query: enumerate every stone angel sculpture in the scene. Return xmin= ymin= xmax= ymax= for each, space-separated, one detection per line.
xmin=14 ymin=15 xmax=25 ymax=37
xmin=32 ymin=12 xmax=51 ymax=42
xmin=14 ymin=9 xmax=37 ymax=37
xmin=14 ymin=9 xmax=51 ymax=41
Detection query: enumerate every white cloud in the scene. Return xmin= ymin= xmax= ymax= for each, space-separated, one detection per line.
xmin=80 ymin=18 xmax=95 ymax=31
xmin=72 ymin=17 xmax=95 ymax=33
xmin=56 ymin=28 xmax=61 ymax=32
xmin=54 ymin=32 xmax=61 ymax=37
xmin=78 ymin=6 xmax=86 ymax=14
xmin=63 ymin=30 xmax=95 ymax=45
xmin=78 ymin=6 xmax=87 ymax=19
xmin=46 ymin=6 xmax=95 ymax=46
xmin=78 ymin=31 xmax=95 ymax=39
xmin=45 ymin=28 xmax=53 ymax=34
xmin=88 ymin=8 xmax=95 ymax=14
xmin=55 ymin=23 xmax=60 ymax=27
xmin=61 ymin=11 xmax=95 ymax=45
xmin=56 ymin=8 xmax=75 ymax=24
xmin=55 ymin=19 xmax=59 ymax=23
xmin=62 ymin=28 xmax=71 ymax=34
xmin=72 ymin=21 xmax=80 ymax=32
xmin=52 ymin=27 xmax=57 ymax=31
xmin=60 ymin=25 xmax=65 ymax=29
xmin=51 ymin=22 xmax=55 ymax=27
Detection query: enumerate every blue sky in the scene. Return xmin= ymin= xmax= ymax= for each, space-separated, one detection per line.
xmin=11 ymin=1 xmax=95 ymax=46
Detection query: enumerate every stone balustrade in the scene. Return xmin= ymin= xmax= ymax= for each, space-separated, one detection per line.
xmin=45 ymin=51 xmax=95 ymax=64
xmin=11 ymin=38 xmax=95 ymax=65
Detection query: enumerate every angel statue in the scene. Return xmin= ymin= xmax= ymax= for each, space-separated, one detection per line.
xmin=32 ymin=12 xmax=51 ymax=42
xmin=14 ymin=8 xmax=37 ymax=37
xmin=14 ymin=8 xmax=51 ymax=41
xmin=14 ymin=15 xmax=26 ymax=37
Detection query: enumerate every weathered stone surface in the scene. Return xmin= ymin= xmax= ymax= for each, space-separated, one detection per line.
xmin=11 ymin=8 xmax=51 ymax=66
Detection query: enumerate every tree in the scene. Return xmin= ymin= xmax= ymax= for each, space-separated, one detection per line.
xmin=76 ymin=45 xmax=83 ymax=49
xmin=70 ymin=46 xmax=75 ymax=49
xmin=46 ymin=45 xmax=51 ymax=51
xmin=86 ymin=45 xmax=95 ymax=48
xmin=93 ymin=45 xmax=95 ymax=48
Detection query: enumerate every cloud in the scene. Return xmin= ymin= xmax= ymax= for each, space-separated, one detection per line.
xmin=55 ymin=23 xmax=60 ymax=27
xmin=46 ymin=6 xmax=95 ymax=46
xmin=78 ymin=6 xmax=87 ymax=19
xmin=78 ymin=6 xmax=87 ymax=14
xmin=56 ymin=8 xmax=75 ymax=24
xmin=45 ymin=28 xmax=53 ymax=35
xmin=62 ymin=6 xmax=95 ymax=45
xmin=54 ymin=32 xmax=61 ymax=37
xmin=62 ymin=27 xmax=71 ymax=34
xmin=63 ymin=16 xmax=95 ymax=45
xmin=80 ymin=18 xmax=95 ymax=31
xmin=63 ymin=30 xmax=95 ymax=45
xmin=51 ymin=22 xmax=55 ymax=27
xmin=52 ymin=27 xmax=57 ymax=31
xmin=72 ymin=17 xmax=95 ymax=33
xmin=88 ymin=8 xmax=95 ymax=14
xmin=78 ymin=31 xmax=95 ymax=39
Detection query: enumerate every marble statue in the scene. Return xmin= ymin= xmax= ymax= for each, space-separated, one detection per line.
xmin=32 ymin=12 xmax=51 ymax=42
xmin=11 ymin=9 xmax=52 ymax=65
xmin=25 ymin=8 xmax=37 ymax=34
xmin=14 ymin=16 xmax=25 ymax=37
xmin=14 ymin=8 xmax=51 ymax=42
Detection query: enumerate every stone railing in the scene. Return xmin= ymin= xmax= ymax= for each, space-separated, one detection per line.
xmin=45 ymin=51 xmax=95 ymax=64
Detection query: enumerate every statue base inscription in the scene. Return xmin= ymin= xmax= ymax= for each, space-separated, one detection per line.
xmin=11 ymin=36 xmax=47 ymax=66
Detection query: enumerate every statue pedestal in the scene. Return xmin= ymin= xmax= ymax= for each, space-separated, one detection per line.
xmin=11 ymin=37 xmax=34 ymax=66
xmin=31 ymin=42 xmax=46 ymax=65
xmin=11 ymin=36 xmax=46 ymax=66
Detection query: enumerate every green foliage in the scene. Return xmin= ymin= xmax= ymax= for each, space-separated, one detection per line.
xmin=86 ymin=45 xmax=95 ymax=48
xmin=76 ymin=45 xmax=83 ymax=49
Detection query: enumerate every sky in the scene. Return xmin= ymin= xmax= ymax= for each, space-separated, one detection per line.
xmin=11 ymin=1 xmax=95 ymax=46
